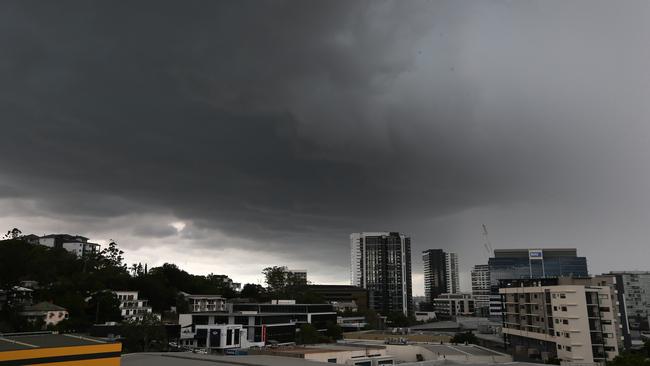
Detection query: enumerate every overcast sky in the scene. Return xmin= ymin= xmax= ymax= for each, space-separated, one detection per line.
xmin=1 ymin=1 xmax=649 ymax=295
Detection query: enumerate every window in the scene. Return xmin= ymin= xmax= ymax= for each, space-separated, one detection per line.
xmin=563 ymin=319 xmax=569 ymax=325
xmin=566 ymin=346 xmax=572 ymax=352
xmin=328 ymin=359 xmax=337 ymax=363
xmin=561 ymin=306 xmax=567 ymax=312
xmin=560 ymin=294 xmax=566 ymax=299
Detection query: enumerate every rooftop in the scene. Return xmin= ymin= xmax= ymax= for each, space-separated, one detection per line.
xmin=122 ymin=353 xmax=332 ymax=366
xmin=0 ymin=332 xmax=113 ymax=352
xmin=255 ymin=343 xmax=385 ymax=355
xmin=21 ymin=302 xmax=67 ymax=312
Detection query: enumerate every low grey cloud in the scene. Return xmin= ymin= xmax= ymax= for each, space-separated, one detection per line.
xmin=1 ymin=1 xmax=649 ymax=291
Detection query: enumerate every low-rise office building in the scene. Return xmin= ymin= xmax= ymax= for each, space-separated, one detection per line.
xmin=337 ymin=316 xmax=368 ymax=331
xmin=179 ymin=303 xmax=337 ymax=349
xmin=414 ymin=311 xmax=436 ymax=322
xmin=307 ymin=285 xmax=369 ymax=312
xmin=434 ymin=293 xmax=475 ymax=318
xmin=181 ymin=292 xmax=227 ymax=312
xmin=113 ymin=290 xmax=154 ymax=321
xmin=500 ymin=277 xmax=623 ymax=364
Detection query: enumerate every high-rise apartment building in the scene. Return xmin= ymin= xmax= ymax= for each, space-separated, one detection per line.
xmin=500 ymin=276 xmax=625 ymax=364
xmin=488 ymin=248 xmax=588 ymax=317
xmin=471 ymin=264 xmax=491 ymax=316
xmin=608 ymin=271 xmax=650 ymax=331
xmin=350 ymin=232 xmax=413 ymax=316
xmin=422 ymin=249 xmax=459 ymax=303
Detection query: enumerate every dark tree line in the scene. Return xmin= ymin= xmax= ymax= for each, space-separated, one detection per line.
xmin=0 ymin=235 xmax=330 ymax=334
xmin=0 ymin=236 xmax=242 ymax=332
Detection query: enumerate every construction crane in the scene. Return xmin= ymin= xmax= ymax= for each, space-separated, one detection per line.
xmin=482 ymin=224 xmax=493 ymax=258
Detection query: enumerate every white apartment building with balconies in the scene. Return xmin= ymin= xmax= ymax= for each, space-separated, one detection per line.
xmin=500 ymin=277 xmax=623 ymax=364
xmin=181 ymin=292 xmax=227 ymax=313
xmin=113 ymin=290 xmax=154 ymax=321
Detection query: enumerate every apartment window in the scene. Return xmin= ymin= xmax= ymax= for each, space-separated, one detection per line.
xmin=328 ymin=359 xmax=337 ymax=363
xmin=554 ymin=306 xmax=558 ymax=311
xmin=563 ymin=319 xmax=569 ymax=325
xmin=562 ymin=306 xmax=567 ymax=312
xmin=557 ymin=344 xmax=562 ymax=349
xmin=566 ymin=346 xmax=572 ymax=352
xmin=560 ymin=294 xmax=566 ymax=299
xmin=565 ymin=333 xmax=570 ymax=338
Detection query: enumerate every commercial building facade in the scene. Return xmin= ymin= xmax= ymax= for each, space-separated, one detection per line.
xmin=433 ymin=293 xmax=475 ymax=319
xmin=350 ymin=232 xmax=413 ymax=316
xmin=500 ymin=277 xmax=624 ymax=364
xmin=179 ymin=303 xmax=337 ymax=348
xmin=307 ymin=285 xmax=369 ymax=313
xmin=488 ymin=249 xmax=588 ymax=317
xmin=422 ymin=249 xmax=459 ymax=304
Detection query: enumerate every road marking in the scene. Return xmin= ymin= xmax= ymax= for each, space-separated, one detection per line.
xmin=64 ymin=334 xmax=105 ymax=343
xmin=447 ymin=344 xmax=473 ymax=356
xmin=0 ymin=337 xmax=38 ymax=348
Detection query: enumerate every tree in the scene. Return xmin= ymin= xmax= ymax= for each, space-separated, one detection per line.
xmin=241 ymin=283 xmax=266 ymax=301
xmin=325 ymin=321 xmax=343 ymax=341
xmin=387 ymin=311 xmax=411 ymax=327
xmin=87 ymin=291 xmax=122 ymax=324
xmin=545 ymin=357 xmax=561 ymax=365
xmin=263 ymin=266 xmax=289 ymax=299
xmin=120 ymin=313 xmax=167 ymax=353
xmin=297 ymin=323 xmax=324 ymax=344
xmin=99 ymin=241 xmax=125 ymax=269
xmin=608 ymin=352 xmax=650 ymax=366
xmin=451 ymin=331 xmax=478 ymax=345
xmin=262 ymin=266 xmax=309 ymax=301
xmin=363 ymin=309 xmax=383 ymax=330
xmin=3 ymin=228 xmax=22 ymax=239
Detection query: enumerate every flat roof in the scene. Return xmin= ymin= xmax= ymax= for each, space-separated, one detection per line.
xmin=0 ymin=333 xmax=113 ymax=352
xmin=122 ymin=353 xmax=332 ymax=366
xmin=186 ymin=311 xmax=336 ymax=316
xmin=259 ymin=343 xmax=385 ymax=355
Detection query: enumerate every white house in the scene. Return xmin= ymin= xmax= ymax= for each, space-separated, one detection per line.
xmin=20 ymin=302 xmax=69 ymax=328
xmin=113 ymin=291 xmax=154 ymax=321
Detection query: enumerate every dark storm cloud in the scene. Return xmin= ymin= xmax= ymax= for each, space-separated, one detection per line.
xmin=1 ymin=0 xmax=649 ymax=277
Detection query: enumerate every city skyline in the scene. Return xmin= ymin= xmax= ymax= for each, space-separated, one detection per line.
xmin=2 ymin=1 xmax=650 ymax=296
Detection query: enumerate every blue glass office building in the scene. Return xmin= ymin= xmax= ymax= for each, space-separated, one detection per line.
xmin=488 ymin=248 xmax=588 ymax=317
